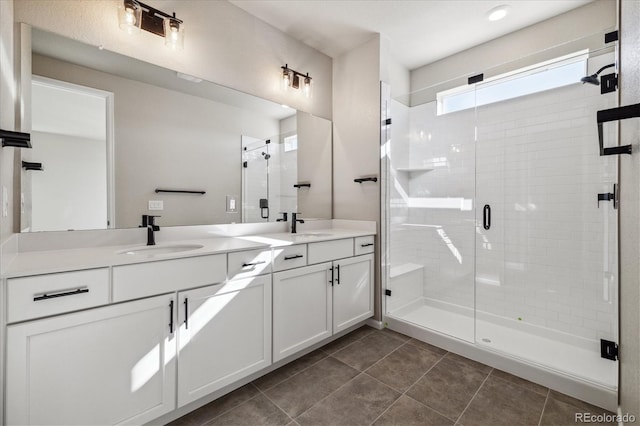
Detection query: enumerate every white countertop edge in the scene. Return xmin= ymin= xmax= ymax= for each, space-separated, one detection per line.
xmin=2 ymin=222 xmax=376 ymax=279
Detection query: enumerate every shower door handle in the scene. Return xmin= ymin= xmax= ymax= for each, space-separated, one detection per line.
xmin=483 ymin=205 xmax=491 ymax=230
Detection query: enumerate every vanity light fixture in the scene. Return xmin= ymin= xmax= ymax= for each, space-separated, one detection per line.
xmin=281 ymin=64 xmax=312 ymax=98
xmin=118 ymin=0 xmax=185 ymax=50
xmin=0 ymin=129 xmax=31 ymax=149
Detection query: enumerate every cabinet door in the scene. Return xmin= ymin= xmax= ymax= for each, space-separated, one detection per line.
xmin=333 ymin=254 xmax=374 ymax=333
xmin=273 ymin=263 xmax=332 ymax=362
xmin=6 ymin=294 xmax=176 ymax=426
xmin=177 ymin=275 xmax=271 ymax=407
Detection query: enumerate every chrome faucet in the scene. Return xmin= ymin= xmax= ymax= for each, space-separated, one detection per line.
xmin=291 ymin=212 xmax=304 ymax=234
xmin=141 ymin=215 xmax=160 ymax=245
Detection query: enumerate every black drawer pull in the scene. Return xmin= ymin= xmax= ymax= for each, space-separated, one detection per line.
xmin=33 ymin=288 xmax=89 ymax=301
xmin=284 ymin=254 xmax=304 ymax=260
xmin=242 ymin=261 xmax=266 ymax=267
xmin=360 ymin=243 xmax=374 ymax=247
xmin=169 ymin=300 xmax=174 ymax=334
xmin=335 ymin=264 xmax=340 ymax=285
xmin=184 ymin=298 xmax=189 ymax=329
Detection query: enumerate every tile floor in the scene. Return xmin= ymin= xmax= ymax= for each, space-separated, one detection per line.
xmin=168 ymin=326 xmax=616 ymax=426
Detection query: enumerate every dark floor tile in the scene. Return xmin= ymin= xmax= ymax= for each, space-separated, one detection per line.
xmin=366 ymin=343 xmax=443 ymax=392
xmin=264 ymin=357 xmax=359 ymax=417
xmin=253 ymin=349 xmax=328 ymax=391
xmin=458 ymin=374 xmax=546 ymax=426
xmin=490 ymin=369 xmax=548 ymax=396
xmin=296 ymin=373 xmax=400 ymax=426
xmin=443 ymin=352 xmax=493 ymax=374
xmin=373 ymin=395 xmax=453 ymax=426
xmin=406 ymin=356 xmax=489 ymax=420
xmin=377 ymin=327 xmax=412 ymax=342
xmin=205 ymin=394 xmax=290 ymax=426
xmin=548 ymin=390 xmax=613 ymax=415
xmin=320 ymin=326 xmax=375 ymax=354
xmin=332 ymin=331 xmax=405 ymax=371
xmin=406 ymin=338 xmax=448 ymax=356
xmin=540 ymin=397 xmax=616 ymax=426
xmin=168 ymin=384 xmax=259 ymax=426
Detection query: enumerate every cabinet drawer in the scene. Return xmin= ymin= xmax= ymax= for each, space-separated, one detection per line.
xmin=354 ymin=236 xmax=375 ymax=255
xmin=273 ymin=245 xmax=307 ymax=272
xmin=228 ymin=248 xmax=272 ymax=279
xmin=7 ymin=268 xmax=109 ymax=323
xmin=307 ymin=239 xmax=354 ymax=264
xmin=113 ymin=255 xmax=226 ymax=302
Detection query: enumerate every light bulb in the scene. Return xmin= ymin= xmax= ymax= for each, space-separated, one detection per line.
xmin=303 ymin=75 xmax=312 ymax=98
xmin=164 ymin=18 xmax=184 ymax=50
xmin=282 ymin=69 xmax=291 ymax=91
xmin=118 ymin=0 xmax=141 ymax=34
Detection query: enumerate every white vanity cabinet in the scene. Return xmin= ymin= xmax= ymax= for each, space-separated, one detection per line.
xmin=6 ymin=293 xmax=177 ymax=426
xmin=332 ymin=253 xmax=374 ymax=333
xmin=273 ymin=238 xmax=375 ymax=362
xmin=273 ymin=262 xmax=333 ymax=362
xmin=176 ymin=274 xmax=271 ymax=407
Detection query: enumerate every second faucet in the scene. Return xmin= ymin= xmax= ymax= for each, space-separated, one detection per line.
xmin=291 ymin=212 xmax=304 ymax=234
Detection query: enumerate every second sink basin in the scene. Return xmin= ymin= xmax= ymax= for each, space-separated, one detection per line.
xmin=118 ymin=244 xmax=204 ymax=257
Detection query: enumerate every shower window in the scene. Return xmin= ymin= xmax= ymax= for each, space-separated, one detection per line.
xmin=437 ymin=51 xmax=588 ymax=115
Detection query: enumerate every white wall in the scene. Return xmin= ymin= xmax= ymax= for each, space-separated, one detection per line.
xmin=13 ymin=0 xmax=332 ymax=119
xmin=33 ymin=54 xmax=279 ymax=228
xmin=333 ymin=35 xmax=381 ymax=317
xmin=410 ymin=0 xmax=616 ymax=105
xmin=619 ymin=0 xmax=640 ymax=418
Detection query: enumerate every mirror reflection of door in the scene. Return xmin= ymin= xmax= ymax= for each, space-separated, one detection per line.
xmin=241 ymin=134 xmax=298 ymax=223
xmin=242 ymin=136 xmax=270 ymax=223
xmin=28 ymin=76 xmax=113 ymax=231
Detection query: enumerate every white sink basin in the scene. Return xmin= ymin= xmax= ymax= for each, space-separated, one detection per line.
xmin=118 ymin=244 xmax=204 ymax=256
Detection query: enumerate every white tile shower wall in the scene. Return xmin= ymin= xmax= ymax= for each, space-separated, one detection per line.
xmin=390 ymin=55 xmax=617 ymax=342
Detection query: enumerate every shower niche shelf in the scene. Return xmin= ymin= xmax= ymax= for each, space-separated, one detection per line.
xmin=395 ymin=167 xmax=434 ymax=173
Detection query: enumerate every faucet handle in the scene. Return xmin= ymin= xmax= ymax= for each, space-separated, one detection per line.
xmin=276 ymin=212 xmax=288 ymax=222
xmin=141 ymin=214 xmax=161 ymax=227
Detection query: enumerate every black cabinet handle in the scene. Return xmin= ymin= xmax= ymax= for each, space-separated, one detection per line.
xmin=33 ymin=287 xmax=89 ymax=301
xmin=169 ymin=300 xmax=174 ymax=334
xmin=184 ymin=298 xmax=189 ymax=329
xmin=360 ymin=243 xmax=374 ymax=247
xmin=483 ymin=204 xmax=491 ymax=230
xmin=335 ymin=264 xmax=341 ymax=285
xmin=330 ymin=266 xmax=334 ymax=286
xmin=242 ymin=261 xmax=266 ymax=267
xmin=284 ymin=254 xmax=303 ymax=260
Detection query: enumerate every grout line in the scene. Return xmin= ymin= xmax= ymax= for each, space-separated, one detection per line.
xmin=454 ymin=367 xmax=493 ymax=425
xmin=292 ymin=371 xmax=366 ymax=420
xmin=200 ymin=390 xmax=262 ymax=426
xmin=254 ymin=384 xmax=297 ymax=425
xmin=255 ymin=349 xmax=330 ymax=392
xmin=538 ymin=389 xmax=551 ymax=426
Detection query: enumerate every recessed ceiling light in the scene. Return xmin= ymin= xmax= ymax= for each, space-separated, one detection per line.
xmin=487 ymin=5 xmax=509 ymax=21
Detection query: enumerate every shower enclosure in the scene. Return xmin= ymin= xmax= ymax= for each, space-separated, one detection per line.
xmin=242 ymin=135 xmax=298 ymax=223
xmin=382 ymin=48 xmax=619 ymax=409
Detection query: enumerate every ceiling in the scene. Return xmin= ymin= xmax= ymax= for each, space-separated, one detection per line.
xmin=229 ymin=0 xmax=594 ymax=70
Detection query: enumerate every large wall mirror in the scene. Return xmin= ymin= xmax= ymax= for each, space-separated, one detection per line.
xmin=19 ymin=27 xmax=332 ymax=232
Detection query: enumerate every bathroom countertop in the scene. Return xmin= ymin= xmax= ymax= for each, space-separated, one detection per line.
xmin=2 ymin=228 xmax=376 ymax=278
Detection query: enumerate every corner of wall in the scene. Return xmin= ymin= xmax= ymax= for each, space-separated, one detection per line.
xmin=618 ymin=0 xmax=640 ymax=418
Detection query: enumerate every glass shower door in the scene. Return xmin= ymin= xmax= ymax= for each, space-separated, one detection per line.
xmin=385 ymin=91 xmax=477 ymax=342
xmin=474 ymin=52 xmax=619 ymax=389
